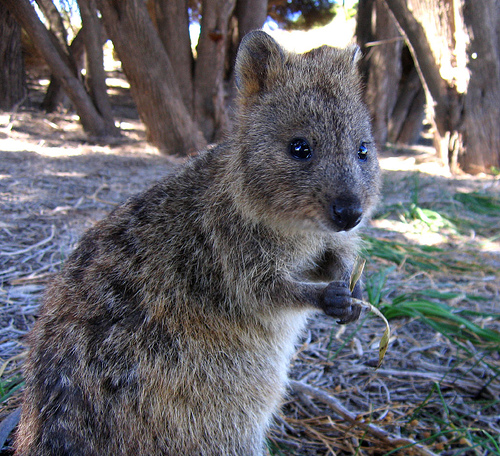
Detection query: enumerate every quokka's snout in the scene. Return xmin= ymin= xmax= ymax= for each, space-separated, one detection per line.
xmin=330 ymin=196 xmax=364 ymax=231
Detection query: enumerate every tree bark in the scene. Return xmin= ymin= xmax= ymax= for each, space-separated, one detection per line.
xmin=3 ymin=0 xmax=118 ymax=137
xmin=388 ymin=65 xmax=425 ymax=144
xmin=78 ymin=0 xmax=118 ymax=135
xmin=36 ymin=0 xmax=76 ymax=113
xmin=225 ymin=0 xmax=268 ymax=120
xmin=193 ymin=0 xmax=236 ymax=142
xmin=357 ymin=0 xmax=426 ymax=148
xmin=41 ymin=29 xmax=86 ymax=113
xmin=383 ymin=0 xmax=500 ymax=174
xmin=382 ymin=0 xmax=463 ymax=169
xmin=97 ymin=0 xmax=206 ymax=154
xmin=154 ymin=0 xmax=194 ymax=115
xmin=35 ymin=0 xmax=70 ymax=51
xmin=41 ymin=76 xmax=67 ymax=112
xmin=0 ymin=2 xmax=26 ymax=111
xmin=355 ymin=0 xmax=375 ymax=82
xmin=363 ymin=0 xmax=403 ymax=146
xmin=459 ymin=0 xmax=500 ymax=173
xmin=383 ymin=0 xmax=450 ymax=117
xmin=235 ymin=0 xmax=268 ymax=42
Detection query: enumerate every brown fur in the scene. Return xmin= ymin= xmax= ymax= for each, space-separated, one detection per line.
xmin=15 ymin=31 xmax=380 ymax=456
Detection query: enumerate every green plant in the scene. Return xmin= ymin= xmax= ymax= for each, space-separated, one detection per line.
xmin=0 ymin=375 xmax=24 ymax=405
xmin=454 ymin=192 xmax=500 ymax=216
xmin=381 ymin=295 xmax=500 ymax=349
xmin=363 ymin=236 xmax=471 ymax=273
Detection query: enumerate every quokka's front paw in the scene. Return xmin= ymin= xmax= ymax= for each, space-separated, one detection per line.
xmin=320 ymin=281 xmax=362 ymax=324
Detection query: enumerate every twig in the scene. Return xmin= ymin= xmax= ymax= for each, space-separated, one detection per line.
xmin=290 ymin=380 xmax=439 ymax=456
xmin=0 ymin=225 xmax=56 ymax=257
xmin=365 ymin=37 xmax=405 ymax=47
xmin=0 ymin=408 xmax=21 ymax=450
xmin=0 ymin=352 xmax=27 ymax=378
xmin=344 ymin=367 xmax=480 ymax=392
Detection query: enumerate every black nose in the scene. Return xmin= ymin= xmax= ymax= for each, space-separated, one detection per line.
xmin=331 ymin=198 xmax=363 ymax=231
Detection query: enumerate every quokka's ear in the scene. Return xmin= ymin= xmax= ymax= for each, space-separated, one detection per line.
xmin=235 ymin=30 xmax=286 ymax=98
xmin=347 ymin=44 xmax=362 ymax=69
xmin=304 ymin=43 xmax=362 ymax=77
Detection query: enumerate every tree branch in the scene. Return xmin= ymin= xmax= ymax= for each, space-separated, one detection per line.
xmin=382 ymin=0 xmax=450 ymax=131
xmin=77 ymin=0 xmax=118 ymax=134
xmin=96 ymin=0 xmax=206 ymax=154
xmin=3 ymin=0 xmax=115 ymax=137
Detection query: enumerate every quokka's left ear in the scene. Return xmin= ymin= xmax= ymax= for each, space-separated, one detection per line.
xmin=234 ymin=30 xmax=286 ymax=99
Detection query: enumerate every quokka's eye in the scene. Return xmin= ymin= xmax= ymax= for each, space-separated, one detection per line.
xmin=358 ymin=142 xmax=369 ymax=161
xmin=289 ymin=138 xmax=313 ymax=161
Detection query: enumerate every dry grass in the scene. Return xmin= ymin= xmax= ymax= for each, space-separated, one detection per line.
xmin=0 ymin=80 xmax=499 ymax=455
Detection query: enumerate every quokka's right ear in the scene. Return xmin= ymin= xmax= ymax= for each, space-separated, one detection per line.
xmin=347 ymin=44 xmax=362 ymax=69
xmin=235 ymin=30 xmax=286 ymax=98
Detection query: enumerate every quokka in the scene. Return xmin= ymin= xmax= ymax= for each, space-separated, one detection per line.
xmin=16 ymin=30 xmax=381 ymax=456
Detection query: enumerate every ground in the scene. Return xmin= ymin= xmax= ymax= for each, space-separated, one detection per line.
xmin=0 ymin=75 xmax=499 ymax=455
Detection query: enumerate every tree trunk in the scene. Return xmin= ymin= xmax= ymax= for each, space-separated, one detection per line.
xmin=153 ymin=0 xmax=266 ymax=143
xmin=97 ymin=0 xmax=206 ymax=154
xmin=362 ymin=0 xmax=403 ymax=146
xmin=225 ymin=0 xmax=268 ymax=122
xmin=3 ymin=0 xmax=118 ymax=138
xmin=78 ymin=0 xmax=118 ymax=135
xmin=383 ymin=0 xmax=452 ymax=117
xmin=459 ymin=0 xmax=500 ymax=173
xmin=0 ymin=2 xmax=26 ymax=111
xmin=193 ymin=0 xmax=236 ymax=142
xmin=41 ymin=29 xmax=86 ymax=113
xmin=35 ymin=0 xmax=70 ymax=52
xmin=154 ymin=0 xmax=194 ymax=115
xmin=235 ymin=0 xmax=268 ymax=41
xmin=36 ymin=0 xmax=77 ymax=113
xmin=382 ymin=0 xmax=500 ymax=174
xmin=387 ymin=64 xmax=425 ymax=144
xmin=355 ymin=0 xmax=375 ymax=83
xmin=41 ymin=76 xmax=67 ymax=112
xmin=356 ymin=0 xmax=426 ymax=148
xmin=384 ymin=0 xmax=460 ymax=168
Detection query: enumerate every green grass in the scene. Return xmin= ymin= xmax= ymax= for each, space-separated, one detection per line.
xmin=267 ymin=440 xmax=291 ymax=456
xmin=0 ymin=375 xmax=24 ymax=405
xmin=358 ymin=178 xmax=500 ymax=456
xmin=363 ymin=277 xmax=500 ymax=455
xmin=362 ymin=262 xmax=500 ymax=353
xmin=363 ymin=178 xmax=500 ymax=351
xmin=377 ymin=172 xmax=500 ymax=238
xmin=393 ymin=382 xmax=500 ymax=456
xmin=453 ymin=192 xmax=500 ymax=216
xmin=362 ymin=236 xmax=473 ymax=273
xmin=399 ymin=172 xmax=456 ymax=232
xmin=381 ymin=296 xmax=500 ymax=349
xmin=403 ymin=204 xmax=457 ymax=232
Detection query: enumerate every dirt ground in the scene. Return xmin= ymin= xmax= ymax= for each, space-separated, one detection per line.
xmin=0 ymin=77 xmax=499 ymax=455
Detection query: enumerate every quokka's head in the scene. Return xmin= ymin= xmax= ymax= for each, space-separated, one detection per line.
xmin=232 ymin=31 xmax=381 ymax=234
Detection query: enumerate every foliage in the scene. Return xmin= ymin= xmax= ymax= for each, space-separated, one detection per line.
xmin=268 ymin=0 xmax=338 ymax=30
xmin=188 ymin=0 xmax=340 ymax=31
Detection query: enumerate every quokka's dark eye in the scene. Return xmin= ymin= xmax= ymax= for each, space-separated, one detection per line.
xmin=358 ymin=142 xmax=369 ymax=161
xmin=289 ymin=138 xmax=313 ymax=160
